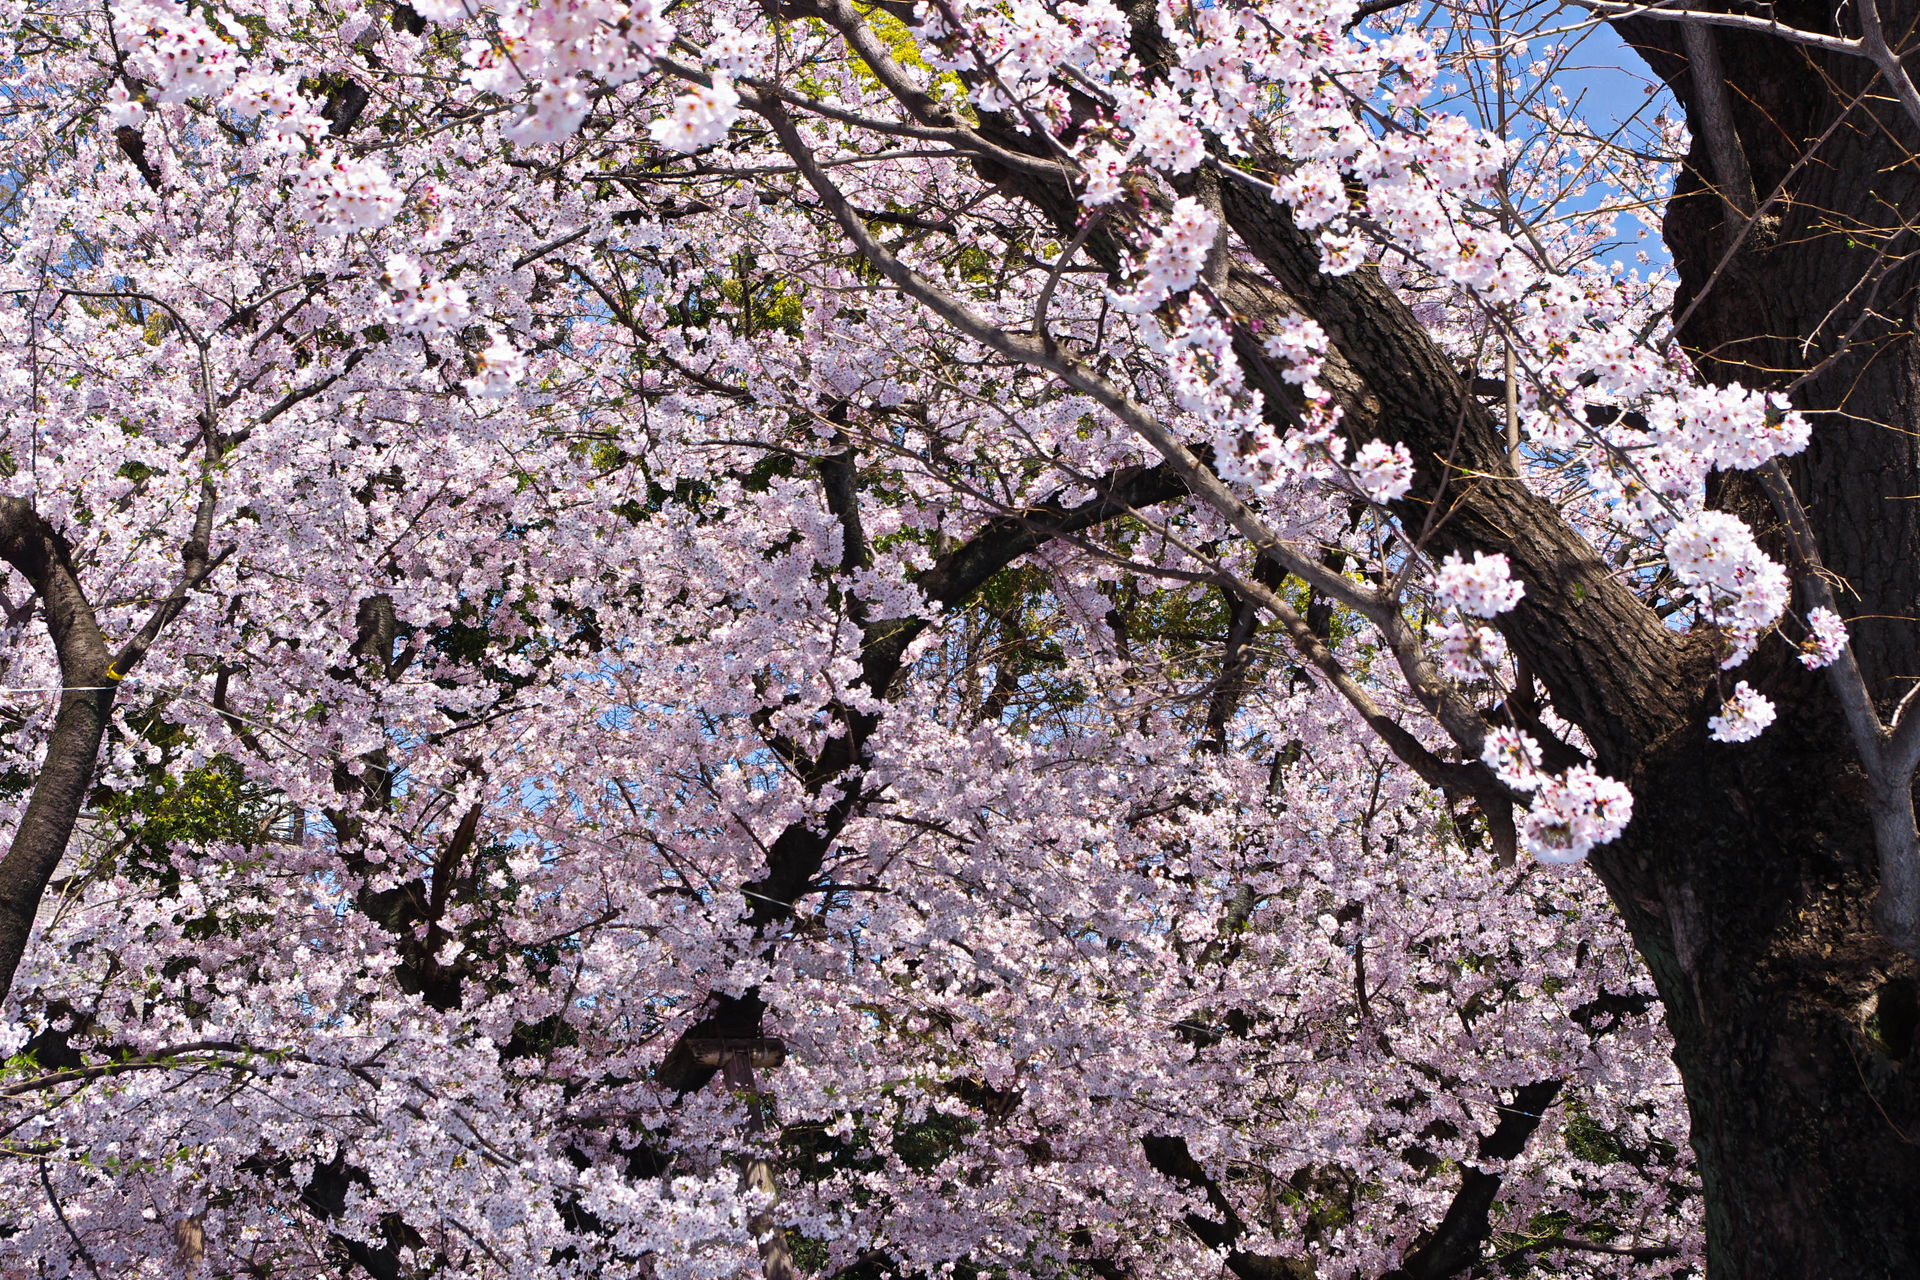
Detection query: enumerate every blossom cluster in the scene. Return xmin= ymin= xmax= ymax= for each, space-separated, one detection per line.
xmin=463 ymin=330 xmax=529 ymax=398
xmin=381 ymin=255 xmax=473 ymax=335
xmin=1480 ymin=730 xmax=1635 ymax=862
xmin=1663 ymin=511 xmax=1791 ymax=671
xmin=1708 ymin=681 xmax=1777 ymax=744
xmin=1802 ymin=606 xmax=1849 ymax=670
xmin=1519 ymin=765 xmax=1638 ymax=864
xmin=462 ymin=0 xmax=674 ymax=141
xmin=1429 ymin=562 xmax=1637 ymax=864
xmin=293 ymin=154 xmax=405 ymax=236
xmin=1434 ymin=550 xmax=1526 ymax=619
xmin=1350 ymin=438 xmax=1414 ymax=503
xmin=1429 ymin=619 xmax=1509 ymax=681
xmin=649 ymin=75 xmax=741 ymax=153
xmin=112 ymin=0 xmax=241 ymax=102
xmin=1646 ymin=383 xmax=1810 ymax=472
xmin=1114 ymin=198 xmax=1218 ymax=314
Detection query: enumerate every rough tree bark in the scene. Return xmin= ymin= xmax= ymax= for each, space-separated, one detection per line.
xmin=1594 ymin=8 xmax=1920 ymax=1276
xmin=0 ymin=500 xmax=117 ymax=1000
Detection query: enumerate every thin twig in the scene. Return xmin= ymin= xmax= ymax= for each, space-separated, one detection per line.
xmin=40 ymin=1157 xmax=107 ymax=1280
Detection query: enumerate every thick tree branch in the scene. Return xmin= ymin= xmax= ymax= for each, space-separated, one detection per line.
xmin=1680 ymin=22 xmax=1758 ymax=236
xmin=1382 ymin=1080 xmax=1565 ymax=1280
xmin=1138 ymin=1134 xmax=1305 ymax=1280
xmin=0 ymin=500 xmax=116 ymax=1001
xmin=869 ymin=0 xmax=1696 ymax=765
xmin=1207 ymin=154 xmax=1691 ymax=766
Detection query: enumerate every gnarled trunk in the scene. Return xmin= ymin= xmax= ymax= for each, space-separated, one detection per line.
xmin=1596 ymin=668 xmax=1920 ymax=1278
xmin=1604 ymin=9 xmax=1920 ymax=1273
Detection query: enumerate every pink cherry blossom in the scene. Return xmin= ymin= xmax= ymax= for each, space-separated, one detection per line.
xmin=1434 ymin=550 xmax=1526 ymax=618
xmin=1709 ymin=680 xmax=1777 ymax=744
xmin=1802 ymin=606 xmax=1849 ymax=670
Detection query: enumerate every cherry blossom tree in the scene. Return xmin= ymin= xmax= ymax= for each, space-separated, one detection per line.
xmin=0 ymin=0 xmax=1913 ymax=1275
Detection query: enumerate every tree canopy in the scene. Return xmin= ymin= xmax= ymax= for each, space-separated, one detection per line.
xmin=0 ymin=0 xmax=1916 ymax=1276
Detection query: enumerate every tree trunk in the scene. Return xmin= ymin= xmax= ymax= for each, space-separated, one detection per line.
xmin=1596 ymin=664 xmax=1920 ymax=1278
xmin=1601 ymin=9 xmax=1920 ymax=1274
